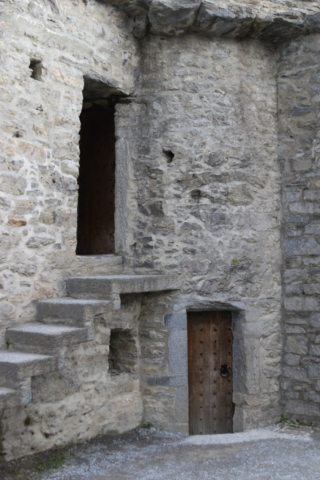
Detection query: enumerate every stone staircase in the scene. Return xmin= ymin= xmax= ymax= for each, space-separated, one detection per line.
xmin=0 ymin=274 xmax=179 ymax=413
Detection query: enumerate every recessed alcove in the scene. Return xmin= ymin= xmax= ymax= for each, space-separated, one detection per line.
xmin=108 ymin=328 xmax=138 ymax=375
xmin=76 ymin=77 xmax=126 ymax=255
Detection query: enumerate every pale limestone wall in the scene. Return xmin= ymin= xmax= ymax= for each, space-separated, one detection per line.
xmin=0 ymin=0 xmax=300 ymax=458
xmin=119 ymin=35 xmax=283 ymax=432
xmin=0 ymin=0 xmax=137 ymax=346
xmin=277 ymin=34 xmax=320 ymax=425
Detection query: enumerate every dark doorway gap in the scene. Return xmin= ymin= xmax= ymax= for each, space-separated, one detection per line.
xmin=77 ymin=77 xmax=128 ymax=256
xmin=77 ymin=105 xmax=116 ymax=255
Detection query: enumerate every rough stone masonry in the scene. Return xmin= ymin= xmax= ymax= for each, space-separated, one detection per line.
xmin=0 ymin=0 xmax=320 ymax=462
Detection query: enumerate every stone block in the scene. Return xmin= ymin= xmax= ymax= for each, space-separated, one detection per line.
xmin=0 ymin=352 xmax=58 ymax=382
xmin=285 ymin=238 xmax=320 ymax=256
xmin=175 ymin=385 xmax=188 ymax=424
xmin=285 ymin=336 xmax=308 ymax=355
xmin=168 ymin=329 xmax=188 ymax=375
xmin=37 ymin=298 xmax=115 ymax=323
xmin=284 ymin=296 xmax=318 ymax=312
xmin=67 ymin=275 xmax=180 ymax=299
xmin=282 ymin=366 xmax=307 ymax=381
xmin=285 ymin=400 xmax=320 ymax=417
xmin=309 ymin=364 xmax=320 ymax=378
xmin=6 ymin=323 xmax=92 ymax=349
xmin=164 ymin=312 xmax=187 ymax=329
xmin=150 ymin=0 xmax=200 ymax=36
xmin=283 ymin=354 xmax=300 ymax=366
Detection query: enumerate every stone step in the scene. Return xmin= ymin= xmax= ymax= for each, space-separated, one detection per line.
xmin=0 ymin=387 xmax=20 ymax=410
xmin=66 ymin=274 xmax=180 ymax=299
xmin=6 ymin=323 xmax=91 ymax=350
xmin=0 ymin=351 xmax=57 ymax=382
xmin=37 ymin=298 xmax=116 ymax=325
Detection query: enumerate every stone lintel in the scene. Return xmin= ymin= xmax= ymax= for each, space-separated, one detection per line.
xmin=108 ymin=0 xmax=320 ymax=42
xmin=67 ymin=275 xmax=180 ymax=299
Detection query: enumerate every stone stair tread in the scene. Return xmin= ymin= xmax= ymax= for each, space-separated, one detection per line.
xmin=0 ymin=351 xmax=53 ymax=363
xmin=0 ymin=351 xmax=57 ymax=381
xmin=39 ymin=298 xmax=112 ymax=305
xmin=37 ymin=297 xmax=115 ymax=321
xmin=6 ymin=323 xmax=91 ymax=348
xmin=7 ymin=323 xmax=85 ymax=335
xmin=0 ymin=387 xmax=17 ymax=395
xmin=0 ymin=387 xmax=20 ymax=409
xmin=67 ymin=274 xmax=180 ymax=298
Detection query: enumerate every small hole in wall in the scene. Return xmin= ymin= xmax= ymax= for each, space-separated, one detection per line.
xmin=191 ymin=189 xmax=201 ymax=200
xmin=29 ymin=59 xmax=43 ymax=81
xmin=163 ymin=147 xmax=174 ymax=164
xmin=24 ymin=416 xmax=31 ymax=426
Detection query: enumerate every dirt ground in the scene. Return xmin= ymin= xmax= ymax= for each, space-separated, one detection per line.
xmin=1 ymin=425 xmax=320 ymax=480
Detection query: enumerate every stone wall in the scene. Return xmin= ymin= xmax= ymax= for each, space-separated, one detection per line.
xmin=1 ymin=0 xmax=318 ymax=459
xmin=0 ymin=0 xmax=145 ymax=460
xmin=119 ymin=34 xmax=283 ymax=432
xmin=278 ymin=33 xmax=320 ymax=424
xmin=0 ymin=0 xmax=137 ymax=346
xmin=1 ymin=294 xmax=143 ymax=461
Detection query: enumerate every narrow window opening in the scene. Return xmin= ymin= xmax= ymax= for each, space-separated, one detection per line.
xmin=108 ymin=329 xmax=138 ymax=376
xmin=77 ymin=78 xmax=125 ymax=255
xmin=29 ymin=59 xmax=42 ymax=81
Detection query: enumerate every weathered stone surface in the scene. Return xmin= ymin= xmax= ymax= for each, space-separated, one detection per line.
xmin=5 ymin=323 xmax=92 ymax=350
xmin=285 ymin=336 xmax=308 ymax=355
xmin=278 ymin=33 xmax=320 ymax=425
xmin=2 ymin=0 xmax=320 ymax=463
xmin=67 ymin=275 xmax=180 ymax=299
xmin=122 ymin=33 xmax=282 ymax=434
xmin=150 ymin=0 xmax=200 ymax=35
xmin=0 ymin=352 xmax=57 ymax=382
xmin=109 ymin=0 xmax=320 ymax=40
xmin=37 ymin=298 xmax=115 ymax=323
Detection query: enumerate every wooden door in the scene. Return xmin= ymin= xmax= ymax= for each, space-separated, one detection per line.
xmin=188 ymin=311 xmax=233 ymax=435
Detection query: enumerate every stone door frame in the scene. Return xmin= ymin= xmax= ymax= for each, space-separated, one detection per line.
xmin=164 ymin=300 xmax=245 ymax=433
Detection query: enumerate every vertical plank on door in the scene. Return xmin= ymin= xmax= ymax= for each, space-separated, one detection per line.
xmin=188 ymin=310 xmax=233 ymax=435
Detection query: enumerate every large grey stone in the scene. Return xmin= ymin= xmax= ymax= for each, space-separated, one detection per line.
xmin=6 ymin=323 xmax=92 ymax=349
xmin=67 ymin=275 xmax=180 ymax=299
xmin=282 ymin=366 xmax=307 ymax=381
xmin=284 ymin=296 xmax=318 ymax=312
xmin=37 ymin=298 xmax=115 ymax=323
xmin=285 ymin=336 xmax=309 ymax=355
xmin=150 ymin=0 xmax=200 ymax=35
xmin=0 ymin=352 xmax=57 ymax=381
xmin=110 ymin=0 xmax=320 ymax=41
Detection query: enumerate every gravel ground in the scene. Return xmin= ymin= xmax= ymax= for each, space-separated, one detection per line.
xmin=2 ymin=425 xmax=320 ymax=480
